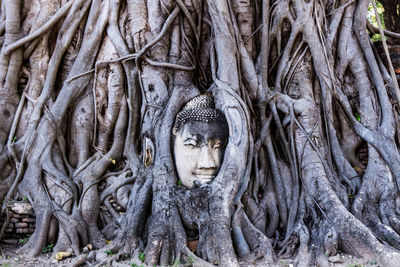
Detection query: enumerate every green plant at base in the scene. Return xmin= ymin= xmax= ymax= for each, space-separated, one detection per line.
xmin=19 ymin=237 xmax=29 ymax=245
xmin=104 ymin=249 xmax=115 ymax=257
xmin=139 ymin=252 xmax=146 ymax=262
xmin=347 ymin=263 xmax=363 ymax=267
xmin=42 ymin=244 xmax=54 ymax=253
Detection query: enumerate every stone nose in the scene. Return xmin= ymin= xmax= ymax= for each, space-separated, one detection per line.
xmin=198 ymin=145 xmax=217 ymax=169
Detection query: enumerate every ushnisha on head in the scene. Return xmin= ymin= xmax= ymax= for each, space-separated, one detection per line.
xmin=172 ymin=94 xmax=229 ymax=189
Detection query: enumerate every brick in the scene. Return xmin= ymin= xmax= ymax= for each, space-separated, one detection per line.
xmin=15 ymin=222 xmax=28 ymax=228
xmin=29 ymin=223 xmax=35 ymax=228
xmin=16 ymin=228 xmax=31 ymax=234
xmin=22 ymin=217 xmax=35 ymax=223
xmin=5 ymin=228 xmax=13 ymax=233
xmin=9 ymin=218 xmax=19 ymax=223
xmin=1 ymin=239 xmax=18 ymax=244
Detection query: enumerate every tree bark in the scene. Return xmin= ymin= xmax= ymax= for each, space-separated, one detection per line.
xmin=1 ymin=0 xmax=400 ymax=266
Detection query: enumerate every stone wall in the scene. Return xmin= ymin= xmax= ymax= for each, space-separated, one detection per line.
xmin=375 ymin=42 xmax=400 ymax=81
xmin=1 ymin=202 xmax=35 ymax=245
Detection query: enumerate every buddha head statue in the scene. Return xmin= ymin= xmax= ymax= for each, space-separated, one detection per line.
xmin=172 ymin=94 xmax=229 ymax=189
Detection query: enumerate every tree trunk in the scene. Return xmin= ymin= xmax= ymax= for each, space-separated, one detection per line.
xmin=1 ymin=0 xmax=400 ymax=266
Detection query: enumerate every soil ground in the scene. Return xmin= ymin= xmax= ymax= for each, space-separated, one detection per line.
xmin=0 ymin=244 xmax=381 ymax=266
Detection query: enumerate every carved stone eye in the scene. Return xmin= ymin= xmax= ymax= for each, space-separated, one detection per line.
xmin=213 ymin=142 xmax=221 ymax=149
xmin=184 ymin=139 xmax=199 ymax=148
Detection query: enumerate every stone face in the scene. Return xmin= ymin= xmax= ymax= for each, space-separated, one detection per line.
xmin=172 ymin=94 xmax=229 ymax=189
xmin=173 ymin=121 xmax=228 ymax=189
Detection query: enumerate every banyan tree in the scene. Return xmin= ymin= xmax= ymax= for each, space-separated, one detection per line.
xmin=2 ymin=0 xmax=400 ymax=266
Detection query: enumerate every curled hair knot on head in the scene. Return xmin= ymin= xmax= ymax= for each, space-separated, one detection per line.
xmin=173 ymin=93 xmax=226 ymax=135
